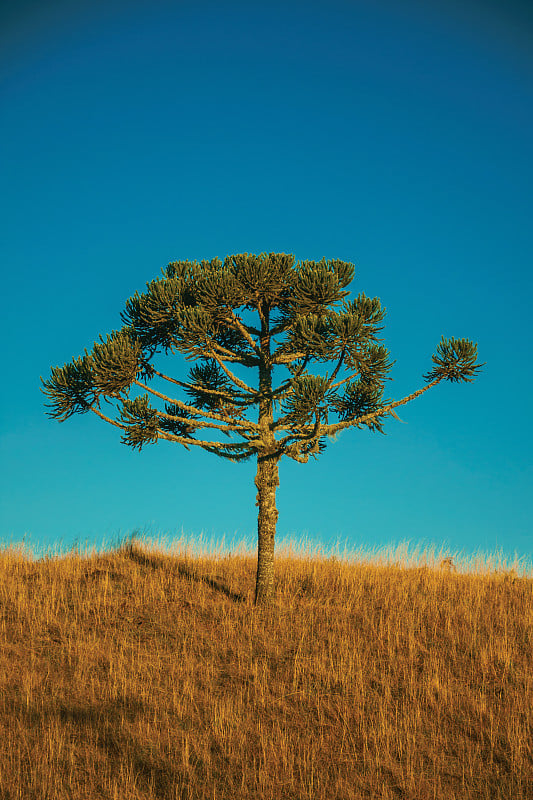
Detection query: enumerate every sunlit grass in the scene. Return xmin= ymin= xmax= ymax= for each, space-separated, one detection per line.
xmin=0 ymin=527 xmax=531 ymax=799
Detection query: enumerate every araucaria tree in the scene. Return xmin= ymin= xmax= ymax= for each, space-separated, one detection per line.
xmin=41 ymin=253 xmax=484 ymax=605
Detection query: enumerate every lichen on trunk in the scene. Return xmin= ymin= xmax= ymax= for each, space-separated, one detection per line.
xmin=254 ymin=451 xmax=280 ymax=605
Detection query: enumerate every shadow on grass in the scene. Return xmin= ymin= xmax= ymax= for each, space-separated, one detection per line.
xmin=114 ymin=533 xmax=248 ymax=605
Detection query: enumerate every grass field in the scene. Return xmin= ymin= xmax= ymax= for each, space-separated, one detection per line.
xmin=0 ymin=527 xmax=531 ymax=800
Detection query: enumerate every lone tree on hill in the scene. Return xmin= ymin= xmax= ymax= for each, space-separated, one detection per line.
xmin=41 ymin=252 xmax=484 ymax=605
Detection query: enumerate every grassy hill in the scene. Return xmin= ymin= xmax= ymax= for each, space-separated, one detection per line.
xmin=0 ymin=530 xmax=531 ymax=799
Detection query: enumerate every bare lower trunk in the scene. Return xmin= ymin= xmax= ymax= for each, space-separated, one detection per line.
xmin=254 ymin=451 xmax=280 ymax=605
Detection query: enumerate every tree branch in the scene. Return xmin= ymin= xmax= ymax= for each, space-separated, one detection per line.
xmin=221 ymin=308 xmax=263 ymax=356
xmin=149 ymin=366 xmax=257 ymax=409
xmin=132 ymin=378 xmax=260 ymax=432
xmin=172 ymin=329 xmax=259 ymax=366
xmin=272 ymin=377 xmax=443 ymax=450
xmin=90 ymin=404 xmax=263 ymax=456
xmin=200 ymin=339 xmax=260 ymax=397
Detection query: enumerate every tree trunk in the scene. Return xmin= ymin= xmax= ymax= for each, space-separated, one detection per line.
xmin=254 ymin=450 xmax=280 ymax=605
xmin=253 ymin=296 xmax=281 ymax=606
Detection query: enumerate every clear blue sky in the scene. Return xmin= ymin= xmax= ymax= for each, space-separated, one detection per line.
xmin=1 ymin=0 xmax=532 ymax=574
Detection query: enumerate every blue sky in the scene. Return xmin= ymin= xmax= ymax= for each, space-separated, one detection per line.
xmin=1 ymin=0 xmax=532 ymax=574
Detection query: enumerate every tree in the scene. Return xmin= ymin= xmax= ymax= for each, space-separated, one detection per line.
xmin=40 ymin=252 xmax=484 ymax=605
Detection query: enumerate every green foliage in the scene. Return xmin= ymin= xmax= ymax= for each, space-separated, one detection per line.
xmin=119 ymin=394 xmax=160 ymax=451
xmin=41 ymin=252 xmax=484 ymax=457
xmin=423 ymin=336 xmax=485 ymax=383
xmin=40 ymin=355 xmax=95 ymax=421
xmin=40 ymin=327 xmax=145 ymax=421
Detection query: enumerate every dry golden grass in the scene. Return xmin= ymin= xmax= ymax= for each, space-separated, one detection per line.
xmin=0 ymin=527 xmax=532 ymax=800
